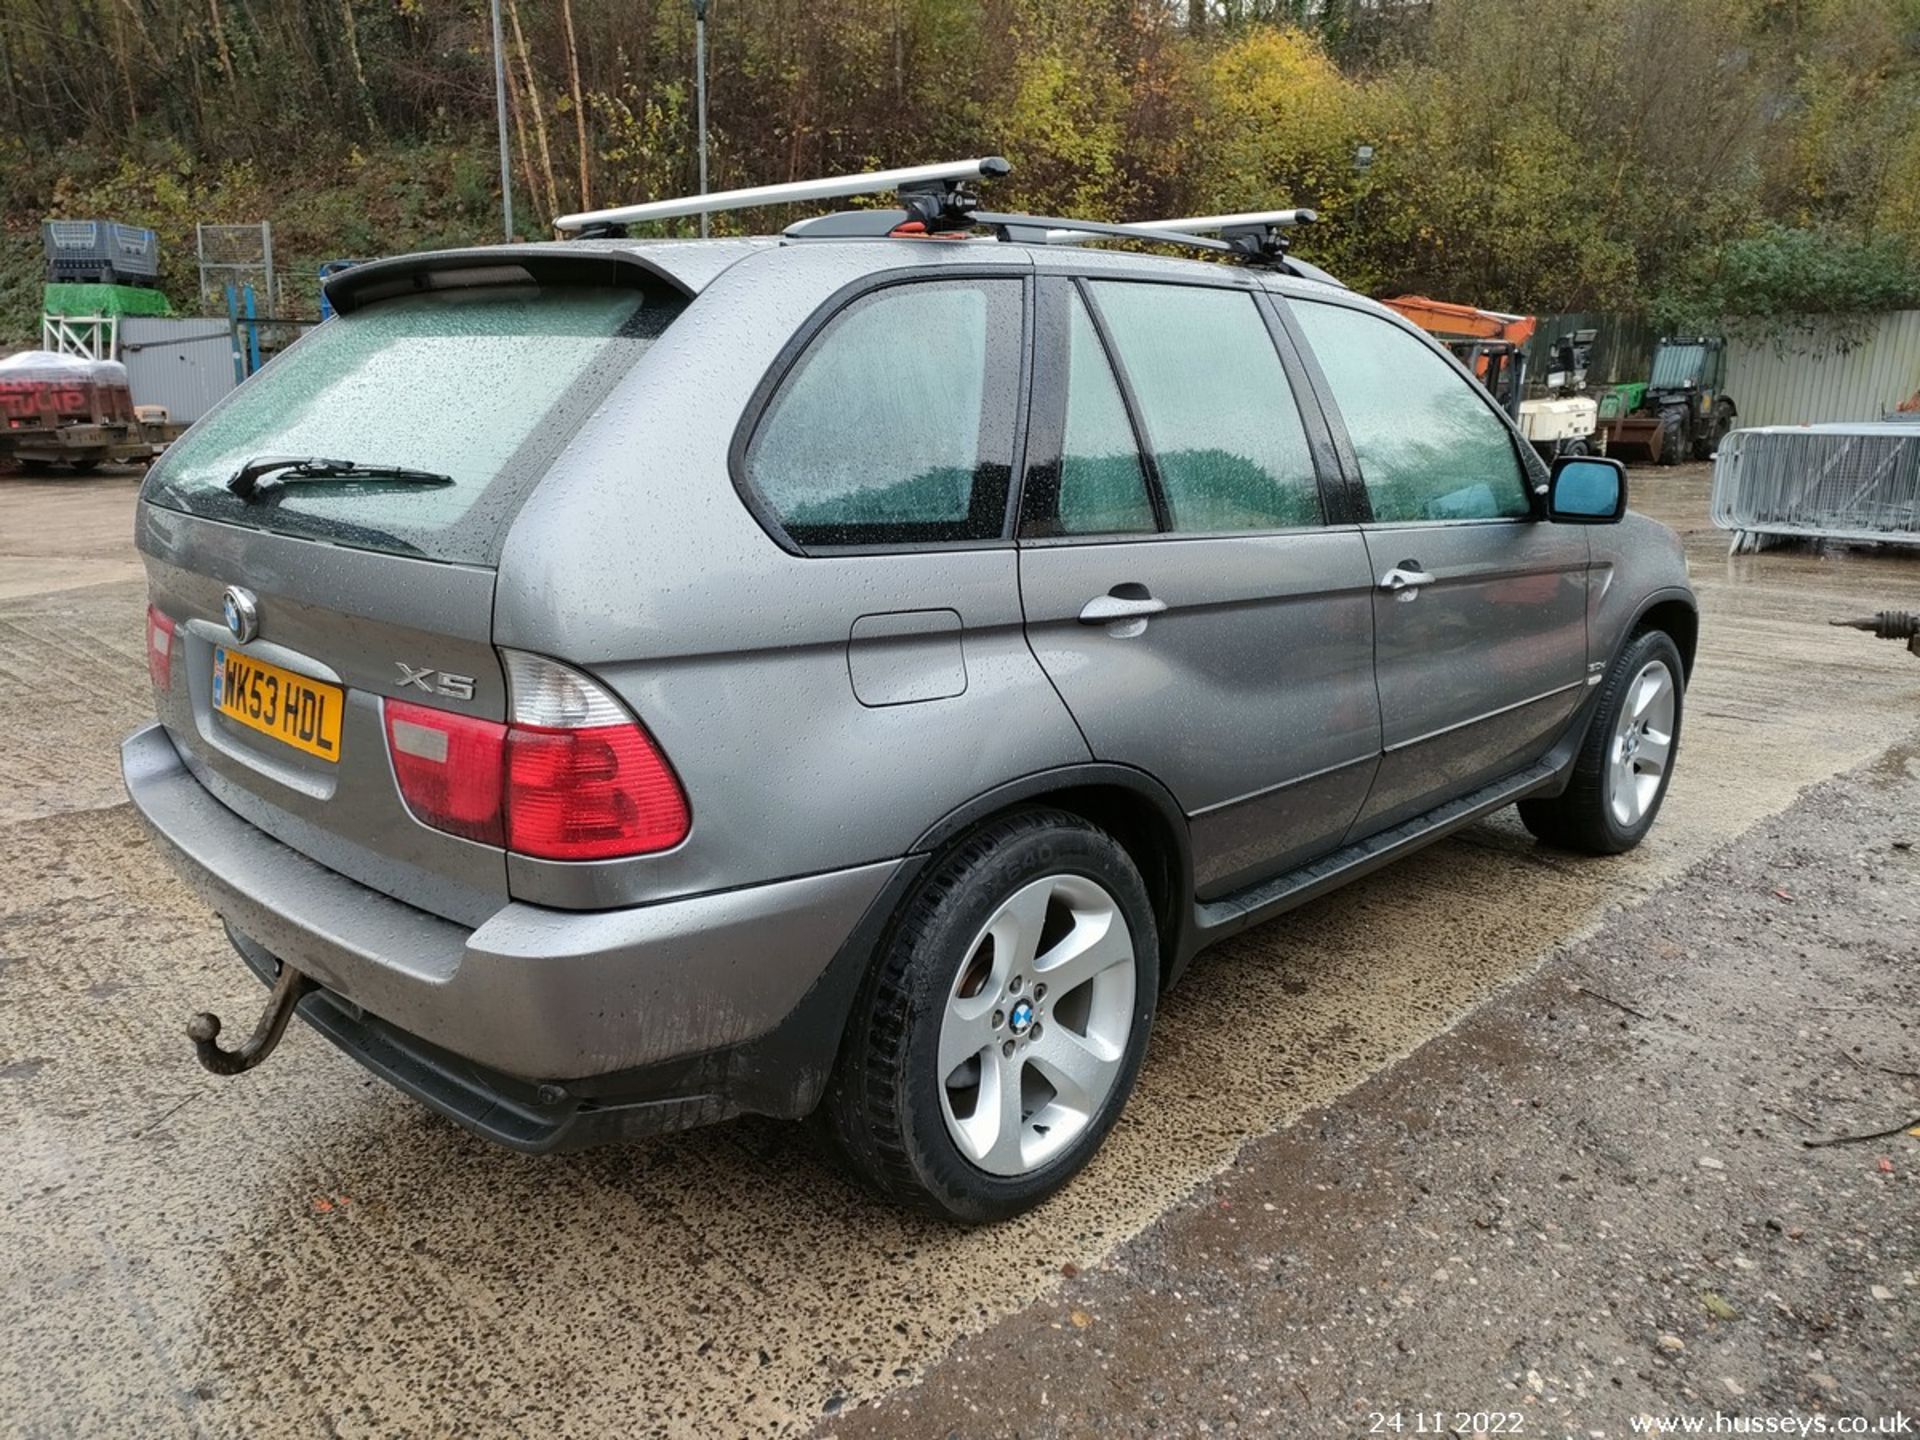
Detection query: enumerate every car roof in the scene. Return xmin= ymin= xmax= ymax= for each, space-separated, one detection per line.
xmin=325 ymin=232 xmax=1353 ymax=313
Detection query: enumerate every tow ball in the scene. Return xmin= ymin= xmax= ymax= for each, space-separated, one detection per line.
xmin=187 ymin=962 xmax=316 ymax=1076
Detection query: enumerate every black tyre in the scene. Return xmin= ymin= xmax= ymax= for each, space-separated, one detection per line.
xmin=1656 ymin=407 xmax=1689 ymax=466
xmin=1696 ymin=400 xmax=1735 ymax=461
xmin=68 ymin=459 xmax=101 ymax=474
xmin=1518 ymin=628 xmax=1685 ymax=855
xmin=823 ymin=808 xmax=1159 ymax=1223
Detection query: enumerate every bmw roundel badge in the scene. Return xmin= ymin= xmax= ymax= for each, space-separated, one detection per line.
xmin=222 ymin=586 xmax=259 ymax=644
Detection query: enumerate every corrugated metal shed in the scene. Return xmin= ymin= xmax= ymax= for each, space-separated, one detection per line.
xmin=118 ymin=317 xmax=238 ymax=424
xmin=1724 ymin=311 xmax=1920 ymax=427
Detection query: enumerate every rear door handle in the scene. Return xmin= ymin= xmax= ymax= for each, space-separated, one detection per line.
xmin=1079 ymin=590 xmax=1167 ymax=637
xmin=1378 ymin=562 xmax=1436 ymax=594
xmin=1079 ymin=593 xmax=1168 ymax=624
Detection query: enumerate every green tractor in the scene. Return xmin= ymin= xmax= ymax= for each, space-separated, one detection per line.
xmin=1597 ymin=336 xmax=1737 ymax=465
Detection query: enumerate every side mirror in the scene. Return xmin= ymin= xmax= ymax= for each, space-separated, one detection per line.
xmin=1547 ymin=455 xmax=1627 ymax=524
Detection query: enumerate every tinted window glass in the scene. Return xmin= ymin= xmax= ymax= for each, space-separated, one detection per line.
xmin=144 ymin=284 xmax=676 ymax=563
xmin=1292 ymin=301 xmax=1531 ymax=523
xmin=746 ymin=279 xmax=1021 ymax=547
xmin=1650 ymin=342 xmax=1705 ymax=389
xmin=1047 ymin=290 xmax=1155 ymax=536
xmin=1089 ymin=282 xmax=1320 ymax=532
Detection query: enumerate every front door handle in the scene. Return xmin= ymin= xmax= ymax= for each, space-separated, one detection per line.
xmin=1079 ymin=590 xmax=1167 ymax=637
xmin=1378 ymin=562 xmax=1436 ymax=596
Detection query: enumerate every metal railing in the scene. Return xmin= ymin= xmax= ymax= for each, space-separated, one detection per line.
xmin=1712 ymin=423 xmax=1920 ymax=553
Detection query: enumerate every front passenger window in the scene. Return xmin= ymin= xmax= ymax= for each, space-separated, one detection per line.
xmin=1291 ymin=301 xmax=1532 ymax=524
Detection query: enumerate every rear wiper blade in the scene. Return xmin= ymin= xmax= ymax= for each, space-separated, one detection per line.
xmin=226 ymin=455 xmax=455 ymax=500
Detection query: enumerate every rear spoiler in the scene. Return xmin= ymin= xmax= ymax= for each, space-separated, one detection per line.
xmin=321 ymin=241 xmax=769 ymax=315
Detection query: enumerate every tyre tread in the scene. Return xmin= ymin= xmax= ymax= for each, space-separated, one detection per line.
xmin=822 ymin=807 xmax=1151 ymax=1221
xmin=1519 ymin=627 xmax=1684 ymax=855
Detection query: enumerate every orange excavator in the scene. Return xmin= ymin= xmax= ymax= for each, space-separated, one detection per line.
xmin=1382 ymin=295 xmax=1599 ymax=459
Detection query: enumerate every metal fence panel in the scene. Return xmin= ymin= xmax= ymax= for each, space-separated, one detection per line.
xmin=1712 ymin=423 xmax=1920 ymax=552
xmin=1524 ymin=311 xmax=1657 ymax=387
xmin=119 ymin=317 xmax=238 ymax=424
xmin=1723 ymin=311 xmax=1920 ymax=427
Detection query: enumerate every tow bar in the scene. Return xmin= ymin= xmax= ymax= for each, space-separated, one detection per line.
xmin=1830 ymin=611 xmax=1920 ymax=661
xmin=187 ymin=962 xmax=316 ymax=1075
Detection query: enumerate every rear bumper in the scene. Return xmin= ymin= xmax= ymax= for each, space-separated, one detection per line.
xmin=123 ymin=723 xmax=906 ymax=1137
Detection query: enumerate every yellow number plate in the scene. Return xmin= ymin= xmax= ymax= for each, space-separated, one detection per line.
xmin=213 ymin=646 xmax=343 ymax=763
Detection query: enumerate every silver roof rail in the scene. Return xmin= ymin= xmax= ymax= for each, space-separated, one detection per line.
xmin=1037 ymin=205 xmax=1340 ymax=285
xmin=555 ymin=157 xmax=1010 ymax=235
xmin=1042 ymin=208 xmax=1317 ymax=246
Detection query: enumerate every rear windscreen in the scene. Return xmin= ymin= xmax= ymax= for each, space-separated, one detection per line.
xmin=144 ymin=282 xmax=681 ymax=563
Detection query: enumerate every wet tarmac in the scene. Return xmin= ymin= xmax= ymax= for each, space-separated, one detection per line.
xmin=2 ymin=465 xmax=1916 ymax=1436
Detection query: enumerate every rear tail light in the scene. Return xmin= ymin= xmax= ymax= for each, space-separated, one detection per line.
xmin=146 ymin=605 xmax=175 ymax=691
xmin=384 ymin=652 xmax=689 ymax=860
xmin=384 ymin=702 xmax=507 ymax=847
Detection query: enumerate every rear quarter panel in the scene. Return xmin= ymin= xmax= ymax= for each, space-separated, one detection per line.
xmin=492 ymin=242 xmax=1093 ymax=908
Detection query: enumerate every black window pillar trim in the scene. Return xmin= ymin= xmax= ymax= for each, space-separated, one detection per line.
xmin=998 ymin=271 xmax=1040 ymax=542
xmin=1012 ymin=275 xmax=1069 ymax=539
xmin=1072 ymin=277 xmax=1174 ymax=534
xmin=1253 ymin=288 xmax=1354 ymax=528
xmin=1263 ymin=290 xmax=1374 ymax=525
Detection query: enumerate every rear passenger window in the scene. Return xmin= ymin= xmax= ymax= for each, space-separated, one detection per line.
xmin=744 ymin=279 xmax=1022 ymax=548
xmin=1088 ymin=281 xmax=1321 ymax=533
xmin=1291 ymin=301 xmax=1532 ymax=524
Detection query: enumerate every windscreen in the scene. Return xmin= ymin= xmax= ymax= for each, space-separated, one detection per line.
xmin=1650 ymin=343 xmax=1704 ymax=389
xmin=144 ymin=282 xmax=680 ymax=563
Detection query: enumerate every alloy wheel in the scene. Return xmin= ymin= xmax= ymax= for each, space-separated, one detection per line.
xmin=935 ymin=873 xmax=1137 ymax=1177
xmin=1607 ymin=658 xmax=1676 ymax=829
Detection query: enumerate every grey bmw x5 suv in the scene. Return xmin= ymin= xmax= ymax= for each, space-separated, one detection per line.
xmin=124 ymin=167 xmax=1695 ymax=1222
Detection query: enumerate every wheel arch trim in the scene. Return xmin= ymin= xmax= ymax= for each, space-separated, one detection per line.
xmin=1623 ymin=586 xmax=1700 ymax=677
xmin=910 ymin=763 xmax=1198 ymax=980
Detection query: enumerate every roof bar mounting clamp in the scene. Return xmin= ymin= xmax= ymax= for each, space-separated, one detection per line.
xmin=897 ymin=156 xmax=1010 ymax=231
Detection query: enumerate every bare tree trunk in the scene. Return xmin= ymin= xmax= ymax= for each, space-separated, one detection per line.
xmin=207 ymin=0 xmax=235 ymax=83
xmin=0 ymin=17 xmax=24 ymax=134
xmin=560 ymin=0 xmax=589 ymax=209
xmin=505 ymin=0 xmax=560 ymax=218
xmin=336 ymin=0 xmax=378 ymax=133
xmin=504 ymin=44 xmax=542 ymax=230
xmin=104 ymin=0 xmax=139 ymax=125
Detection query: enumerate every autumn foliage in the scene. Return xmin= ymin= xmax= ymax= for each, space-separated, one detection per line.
xmin=2 ymin=0 xmax=1917 ymax=338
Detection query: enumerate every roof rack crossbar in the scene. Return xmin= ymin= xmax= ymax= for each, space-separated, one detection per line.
xmin=556 ymin=157 xmax=1010 ymax=235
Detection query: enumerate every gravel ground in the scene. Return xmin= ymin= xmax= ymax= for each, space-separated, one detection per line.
xmin=2 ymin=465 xmax=1916 ymax=1437
xmin=823 ymin=742 xmax=1920 ymax=1438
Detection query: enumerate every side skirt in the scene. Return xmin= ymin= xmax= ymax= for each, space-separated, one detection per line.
xmin=1188 ymin=755 xmax=1564 ymax=951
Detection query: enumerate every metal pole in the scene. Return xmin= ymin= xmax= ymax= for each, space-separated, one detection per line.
xmin=694 ymin=0 xmax=709 ymax=237
xmin=259 ymin=221 xmax=274 ymax=315
xmin=490 ymin=0 xmax=514 ymax=240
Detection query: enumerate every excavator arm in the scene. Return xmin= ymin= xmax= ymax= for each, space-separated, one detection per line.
xmin=1381 ymin=294 xmax=1538 ymax=347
